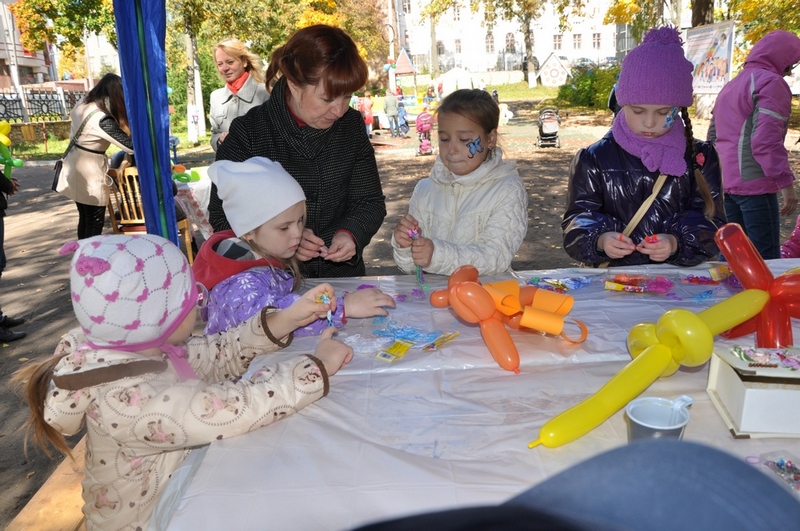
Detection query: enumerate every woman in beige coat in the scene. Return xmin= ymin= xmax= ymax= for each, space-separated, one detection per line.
xmin=55 ymin=73 xmax=134 ymax=239
xmin=209 ymin=39 xmax=268 ymax=151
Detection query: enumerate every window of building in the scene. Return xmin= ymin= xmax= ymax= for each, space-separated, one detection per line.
xmin=554 ymin=35 xmax=562 ymax=50
xmin=453 ymin=3 xmax=460 ymax=20
xmin=573 ymin=34 xmax=582 ymax=49
xmin=437 ymin=40 xmax=446 ymax=56
xmin=455 ymin=39 xmax=461 ymax=54
xmin=505 ymin=33 xmax=516 ymax=53
xmin=402 ymin=0 xmax=411 ymax=14
xmin=486 ymin=33 xmax=495 ymax=54
xmin=404 ymin=30 xmax=410 ymax=48
xmin=593 ymin=33 xmax=601 ymax=49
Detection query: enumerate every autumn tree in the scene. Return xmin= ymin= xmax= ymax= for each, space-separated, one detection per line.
xmin=10 ymin=0 xmax=117 ymax=51
xmin=728 ymin=0 xmax=800 ymax=43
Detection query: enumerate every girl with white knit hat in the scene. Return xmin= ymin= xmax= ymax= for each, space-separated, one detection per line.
xmin=194 ymin=156 xmax=395 ymax=335
xmin=563 ymin=26 xmax=727 ymax=268
xmin=14 ymin=233 xmax=352 ymax=530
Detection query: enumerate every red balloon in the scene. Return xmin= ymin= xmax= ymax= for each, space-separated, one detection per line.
xmin=448 ymin=265 xmax=479 ymax=289
xmin=719 ymin=316 xmax=757 ymax=339
xmin=714 ymin=224 xmax=773 ymax=290
xmin=757 ymin=300 xmax=793 ymax=348
xmin=770 ymin=274 xmax=800 ymax=304
xmin=480 ymin=318 xmax=520 ymax=373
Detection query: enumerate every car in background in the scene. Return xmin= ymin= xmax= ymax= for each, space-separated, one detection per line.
xmin=599 ymin=56 xmax=619 ymax=68
xmin=572 ymin=57 xmax=597 ymax=70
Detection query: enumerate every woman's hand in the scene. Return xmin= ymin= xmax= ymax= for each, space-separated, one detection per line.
xmin=598 ymin=232 xmax=636 ymax=259
xmin=323 ymin=232 xmax=356 ymax=262
xmin=296 ymin=228 xmax=326 ymax=262
xmin=313 ymin=327 xmax=353 ymax=377
xmin=411 ymin=236 xmax=434 ymax=268
xmin=393 ymin=214 xmax=419 ymax=248
xmin=218 ymin=132 xmax=229 ymax=145
xmin=636 ymin=234 xmax=677 ymax=263
xmin=344 ymin=288 xmax=396 ymax=319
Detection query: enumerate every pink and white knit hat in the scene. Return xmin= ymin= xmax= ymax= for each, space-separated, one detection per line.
xmin=60 ymin=234 xmax=195 ymax=357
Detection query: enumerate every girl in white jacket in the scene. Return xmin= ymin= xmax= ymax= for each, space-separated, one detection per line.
xmin=392 ymin=89 xmax=528 ymax=276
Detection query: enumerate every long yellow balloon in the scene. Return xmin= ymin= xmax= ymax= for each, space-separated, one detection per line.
xmin=528 ymin=345 xmax=672 ymax=448
xmin=530 ymin=289 xmax=770 ymax=449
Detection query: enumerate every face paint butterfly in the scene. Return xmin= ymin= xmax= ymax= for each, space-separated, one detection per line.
xmin=466 ymin=136 xmax=483 ymax=158
xmin=663 ymin=107 xmax=679 ymax=129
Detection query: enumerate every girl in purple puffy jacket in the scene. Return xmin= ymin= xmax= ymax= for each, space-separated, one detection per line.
xmin=194 ymin=157 xmax=395 ymax=335
xmin=562 ymin=27 xmax=725 ymax=268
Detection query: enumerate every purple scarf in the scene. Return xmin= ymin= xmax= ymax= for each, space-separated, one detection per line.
xmin=611 ymin=112 xmax=688 ymax=176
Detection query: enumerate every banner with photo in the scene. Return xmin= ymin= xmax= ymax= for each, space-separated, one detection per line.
xmin=686 ymin=21 xmax=735 ymax=94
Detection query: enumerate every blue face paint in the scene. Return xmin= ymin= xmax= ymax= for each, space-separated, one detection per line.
xmin=466 ymin=136 xmax=483 ymax=158
xmin=663 ymin=107 xmax=679 ymax=129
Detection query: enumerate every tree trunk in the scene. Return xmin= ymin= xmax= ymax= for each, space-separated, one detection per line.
xmin=184 ymin=32 xmax=198 ymax=145
xmin=691 ymin=0 xmax=714 ymax=28
xmin=523 ymin=12 xmax=534 ymax=85
xmin=430 ymin=16 xmax=439 ymax=78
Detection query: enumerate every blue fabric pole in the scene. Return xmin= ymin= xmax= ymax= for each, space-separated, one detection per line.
xmin=112 ymin=0 xmax=176 ymax=243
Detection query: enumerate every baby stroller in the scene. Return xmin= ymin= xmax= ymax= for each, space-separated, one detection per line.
xmin=536 ymin=107 xmax=561 ymax=148
xmin=416 ymin=109 xmax=434 ymax=156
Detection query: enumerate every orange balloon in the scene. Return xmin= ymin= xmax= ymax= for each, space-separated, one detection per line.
xmin=429 ymin=289 xmax=450 ymax=308
xmin=448 ymin=265 xmax=479 ymax=289
xmin=480 ymin=318 xmax=520 ymax=373
xmin=518 ymin=286 xmax=538 ymax=306
xmin=448 ymin=283 xmax=481 ymax=323
xmin=455 ymin=282 xmax=496 ymax=321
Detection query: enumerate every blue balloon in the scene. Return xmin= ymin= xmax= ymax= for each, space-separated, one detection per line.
xmin=383 ymin=64 xmax=390 ymax=71
xmin=166 ymin=87 xmax=173 ymax=95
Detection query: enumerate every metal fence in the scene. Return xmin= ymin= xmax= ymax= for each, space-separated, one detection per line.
xmin=0 ymin=87 xmax=86 ymax=123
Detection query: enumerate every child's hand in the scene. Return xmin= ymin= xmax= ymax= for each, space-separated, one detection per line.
xmin=635 ymin=234 xmax=677 ymax=262
xmin=411 ymin=236 xmax=434 ymax=268
xmin=314 ymin=327 xmax=353 ymax=376
xmin=286 ymin=283 xmax=337 ymax=328
xmin=598 ymin=232 xmax=636 ymax=259
xmin=394 ymin=214 xmax=419 ymax=248
xmin=344 ymin=288 xmax=396 ymax=319
xmin=296 ymin=228 xmax=326 ymax=262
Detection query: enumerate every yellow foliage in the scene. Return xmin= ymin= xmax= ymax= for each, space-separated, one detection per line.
xmin=298 ymin=9 xmax=341 ymax=29
xmin=604 ymin=0 xmax=641 ymax=25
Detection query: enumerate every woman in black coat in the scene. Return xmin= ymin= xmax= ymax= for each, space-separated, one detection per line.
xmin=209 ymin=25 xmax=386 ymax=278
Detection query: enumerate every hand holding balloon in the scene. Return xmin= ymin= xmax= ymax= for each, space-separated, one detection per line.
xmin=0 ymin=121 xmax=23 ymax=179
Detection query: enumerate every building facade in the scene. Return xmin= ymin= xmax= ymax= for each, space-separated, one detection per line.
xmin=394 ymin=0 xmax=619 ymax=75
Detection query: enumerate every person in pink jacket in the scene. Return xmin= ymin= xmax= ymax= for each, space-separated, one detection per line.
xmin=708 ymin=30 xmax=800 ymax=260
xmin=781 ymin=214 xmax=800 ymax=258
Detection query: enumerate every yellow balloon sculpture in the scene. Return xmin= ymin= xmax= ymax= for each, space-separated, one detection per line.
xmin=528 ymin=289 xmax=769 ymax=449
xmin=0 ymin=120 xmax=23 ymax=178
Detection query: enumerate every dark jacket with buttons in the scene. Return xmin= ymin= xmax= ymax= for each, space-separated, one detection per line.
xmin=562 ymin=131 xmax=726 ymax=267
xmin=210 ymin=78 xmax=387 ymax=278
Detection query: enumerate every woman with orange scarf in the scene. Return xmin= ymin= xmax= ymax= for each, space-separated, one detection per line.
xmin=209 ymin=39 xmax=269 ymax=151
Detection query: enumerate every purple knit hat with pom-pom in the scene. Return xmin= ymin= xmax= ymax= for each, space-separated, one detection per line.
xmin=616 ymin=26 xmax=694 ymax=107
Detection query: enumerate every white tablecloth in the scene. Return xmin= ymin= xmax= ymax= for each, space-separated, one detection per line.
xmin=175 ymin=166 xmax=213 ymax=240
xmin=161 ymin=260 xmax=800 ymax=531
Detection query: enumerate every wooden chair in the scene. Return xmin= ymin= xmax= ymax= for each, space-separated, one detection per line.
xmin=107 ymin=167 xmax=194 ymax=265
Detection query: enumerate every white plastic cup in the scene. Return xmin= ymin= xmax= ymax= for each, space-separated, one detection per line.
xmin=626 ymin=395 xmax=692 ymax=443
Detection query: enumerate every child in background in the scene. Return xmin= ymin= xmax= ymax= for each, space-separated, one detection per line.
xmin=195 ymin=157 xmax=395 ymax=335
xmin=397 ymin=102 xmax=409 ymax=138
xmin=562 ymin=26 xmax=726 ymax=267
xmin=13 ymin=233 xmax=352 ymax=530
xmin=781 ymin=215 xmax=800 ymax=258
xmin=392 ymin=89 xmax=528 ymax=276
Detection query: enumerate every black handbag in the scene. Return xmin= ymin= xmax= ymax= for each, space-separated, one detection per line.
xmin=50 ymin=159 xmax=63 ymax=192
